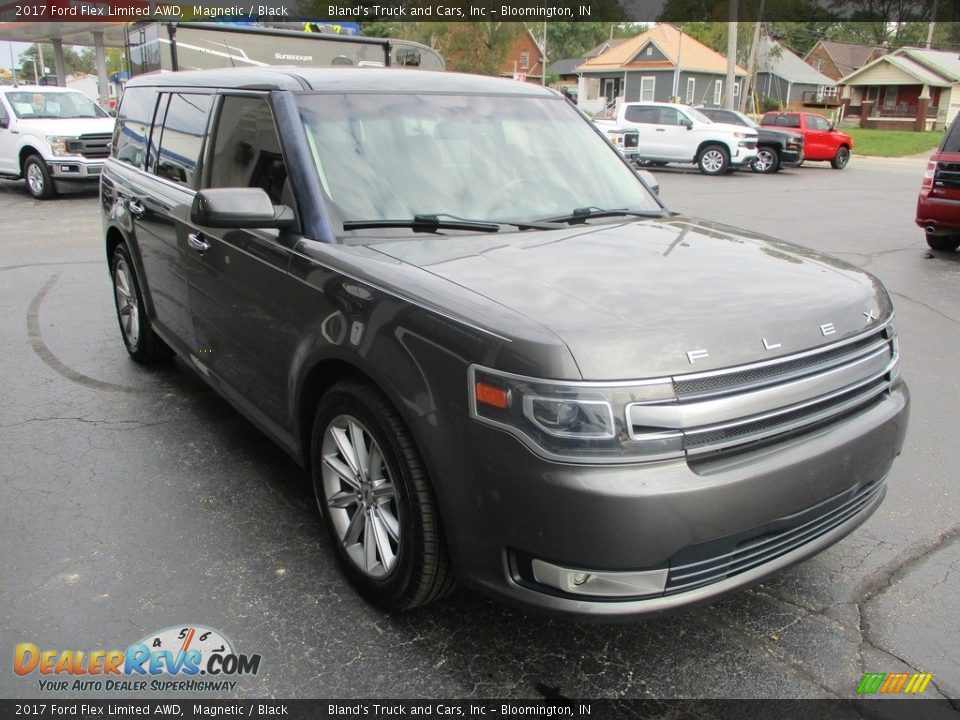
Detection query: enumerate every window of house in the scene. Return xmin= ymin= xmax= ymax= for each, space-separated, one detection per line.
xmin=154 ymin=93 xmax=211 ymax=186
xmin=713 ymin=79 xmax=723 ymax=105
xmin=640 ymin=76 xmax=655 ymax=102
xmin=646 ymin=46 xmax=653 ymax=56
xmin=208 ymin=95 xmax=288 ymax=205
xmin=733 ymin=80 xmax=740 ymax=99
xmin=520 ymin=52 xmax=529 ymax=70
xmin=686 ymin=78 xmax=695 ymax=104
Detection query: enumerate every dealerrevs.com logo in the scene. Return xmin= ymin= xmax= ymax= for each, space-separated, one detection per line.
xmin=14 ymin=625 xmax=261 ymax=692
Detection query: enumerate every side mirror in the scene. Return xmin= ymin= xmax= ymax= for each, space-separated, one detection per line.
xmin=191 ymin=188 xmax=295 ymax=230
xmin=637 ymin=169 xmax=660 ymax=195
xmin=0 ymin=116 xmax=8 ymax=129
xmin=682 ymin=119 xmax=693 ymax=130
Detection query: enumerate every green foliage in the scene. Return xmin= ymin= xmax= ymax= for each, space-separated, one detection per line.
xmin=19 ymin=44 xmax=92 ymax=80
xmin=544 ymin=22 xmax=616 ymax=62
xmin=846 ymin=128 xmax=942 ymax=158
xmin=760 ymin=96 xmax=781 ymax=112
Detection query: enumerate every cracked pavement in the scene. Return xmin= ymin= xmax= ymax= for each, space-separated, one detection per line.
xmin=1 ymin=156 xmax=958 ymax=703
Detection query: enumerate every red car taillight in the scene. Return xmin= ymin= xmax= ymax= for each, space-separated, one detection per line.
xmin=921 ymin=160 xmax=936 ymax=189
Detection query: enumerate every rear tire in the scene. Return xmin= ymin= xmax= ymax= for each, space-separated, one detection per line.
xmin=926 ymin=235 xmax=960 ymax=252
xmin=24 ymin=154 xmax=56 ymax=199
xmin=831 ymin=146 xmax=850 ymax=169
xmin=698 ymin=145 xmax=730 ymax=175
xmin=312 ymin=380 xmax=456 ymax=611
xmin=110 ymin=243 xmax=173 ymax=363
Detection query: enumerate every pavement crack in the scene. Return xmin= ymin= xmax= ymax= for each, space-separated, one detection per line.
xmin=853 ymin=523 xmax=960 ymax=605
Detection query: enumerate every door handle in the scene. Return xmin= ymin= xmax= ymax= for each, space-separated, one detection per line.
xmin=655 ymin=128 xmax=666 ymax=132
xmin=188 ymin=232 xmax=210 ymax=253
xmin=127 ymin=198 xmax=145 ymax=218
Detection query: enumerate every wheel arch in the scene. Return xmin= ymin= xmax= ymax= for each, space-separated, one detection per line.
xmin=19 ymin=145 xmax=43 ymax=173
xmin=696 ymin=139 xmax=732 ymax=159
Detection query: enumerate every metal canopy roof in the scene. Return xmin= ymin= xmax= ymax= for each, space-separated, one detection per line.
xmin=0 ymin=21 xmax=129 ymax=47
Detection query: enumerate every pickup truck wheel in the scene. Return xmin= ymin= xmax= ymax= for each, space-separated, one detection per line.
xmin=831 ymin=147 xmax=851 ymax=169
xmin=24 ymin=154 xmax=56 ymax=199
xmin=312 ymin=380 xmax=455 ymax=611
xmin=110 ymin=244 xmax=173 ymax=363
xmin=698 ymin=145 xmax=730 ymax=175
xmin=926 ymin=235 xmax=960 ymax=252
xmin=752 ymin=148 xmax=780 ymax=174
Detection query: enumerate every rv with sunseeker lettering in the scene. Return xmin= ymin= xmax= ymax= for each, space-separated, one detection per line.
xmin=125 ymin=22 xmax=444 ymax=75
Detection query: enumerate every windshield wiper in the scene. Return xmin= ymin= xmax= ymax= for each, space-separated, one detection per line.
xmin=342 ymin=213 xmax=562 ymax=234
xmin=343 ymin=214 xmax=501 ymax=233
xmin=538 ymin=207 xmax=667 ymax=225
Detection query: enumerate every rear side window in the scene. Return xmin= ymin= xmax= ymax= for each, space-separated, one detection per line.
xmin=207 ymin=95 xmax=288 ymax=204
xmin=155 ymin=93 xmax=211 ymax=186
xmin=941 ymin=116 xmax=960 ymax=153
xmin=113 ymin=87 xmax=158 ymax=169
xmin=624 ymin=106 xmax=657 ymax=124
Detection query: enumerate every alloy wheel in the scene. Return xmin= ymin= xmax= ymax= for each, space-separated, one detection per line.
xmin=26 ymin=163 xmax=45 ymax=196
xmin=701 ymin=150 xmax=725 ymax=173
xmin=321 ymin=414 xmax=401 ymax=578
xmin=113 ymin=258 xmax=141 ymax=348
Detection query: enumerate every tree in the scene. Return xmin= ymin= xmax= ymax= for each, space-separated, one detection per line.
xmin=541 ymin=22 xmax=616 ymax=61
xmin=18 ymin=44 xmax=93 ymax=80
xmin=427 ymin=22 xmax=522 ymax=76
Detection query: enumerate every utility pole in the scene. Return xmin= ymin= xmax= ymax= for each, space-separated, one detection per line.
xmin=741 ymin=0 xmax=764 ymax=113
xmin=725 ymin=0 xmax=738 ymax=110
xmin=542 ymin=21 xmax=547 ymax=86
xmin=926 ymin=0 xmax=938 ymax=49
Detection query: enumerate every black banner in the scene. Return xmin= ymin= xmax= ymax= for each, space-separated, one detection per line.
xmin=1 ymin=700 xmax=959 ymax=720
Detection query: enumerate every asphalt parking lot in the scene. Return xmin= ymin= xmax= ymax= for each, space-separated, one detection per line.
xmin=1 ymin=154 xmax=958 ymax=703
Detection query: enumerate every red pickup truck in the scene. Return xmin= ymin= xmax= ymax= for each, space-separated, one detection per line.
xmin=760 ymin=111 xmax=853 ymax=169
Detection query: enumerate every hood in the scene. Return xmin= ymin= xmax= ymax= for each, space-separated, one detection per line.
xmin=706 ymin=122 xmax=758 ymax=137
xmin=367 ymin=217 xmax=891 ymax=380
xmin=13 ymin=117 xmax=115 ymax=136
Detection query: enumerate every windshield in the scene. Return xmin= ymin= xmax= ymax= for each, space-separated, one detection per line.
xmin=296 ymin=92 xmax=662 ymax=229
xmin=3 ymin=90 xmax=107 ymax=119
xmin=685 ymin=107 xmax=714 ymax=124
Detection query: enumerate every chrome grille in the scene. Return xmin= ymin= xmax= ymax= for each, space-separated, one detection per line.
xmin=665 ymin=478 xmax=886 ymax=594
xmin=629 ymin=321 xmax=898 ymax=457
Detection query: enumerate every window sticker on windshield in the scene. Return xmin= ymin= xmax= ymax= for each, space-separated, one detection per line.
xmin=14 ymin=102 xmax=33 ymax=114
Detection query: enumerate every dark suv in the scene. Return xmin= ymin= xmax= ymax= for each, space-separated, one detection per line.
xmin=916 ymin=113 xmax=960 ymax=251
xmin=698 ymin=107 xmax=803 ymax=174
xmin=102 ymin=68 xmax=908 ymax=619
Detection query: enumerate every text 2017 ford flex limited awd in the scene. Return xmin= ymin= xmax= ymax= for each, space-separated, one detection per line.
xmin=102 ymin=69 xmax=908 ymax=620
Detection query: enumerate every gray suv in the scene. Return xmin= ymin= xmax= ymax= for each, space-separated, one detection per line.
xmin=102 ymin=68 xmax=909 ymax=619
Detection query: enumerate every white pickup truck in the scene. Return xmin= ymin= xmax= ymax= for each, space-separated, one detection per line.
xmin=595 ymin=101 xmax=758 ymax=175
xmin=0 ymin=85 xmax=114 ymax=199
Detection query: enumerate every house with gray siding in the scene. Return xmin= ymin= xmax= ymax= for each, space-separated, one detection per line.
xmin=575 ymin=24 xmax=746 ymax=116
xmin=755 ymin=35 xmax=838 ymax=109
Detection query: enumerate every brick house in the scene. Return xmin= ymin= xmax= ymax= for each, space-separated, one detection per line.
xmin=803 ymin=40 xmax=884 ymax=83
xmin=498 ymin=29 xmax=544 ymax=83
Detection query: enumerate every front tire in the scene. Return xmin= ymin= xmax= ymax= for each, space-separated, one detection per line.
xmin=24 ymin=154 xmax=56 ymax=199
xmin=831 ymin=146 xmax=851 ymax=169
xmin=312 ymin=380 xmax=455 ymax=611
xmin=110 ymin=243 xmax=173 ymax=363
xmin=926 ymin=234 xmax=960 ymax=252
xmin=752 ymin=147 xmax=780 ymax=173
xmin=698 ymin=145 xmax=730 ymax=175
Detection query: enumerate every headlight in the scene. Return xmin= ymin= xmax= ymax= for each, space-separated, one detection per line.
xmin=46 ymin=136 xmax=79 ymax=157
xmin=790 ymin=136 xmax=803 ymax=145
xmin=468 ymin=365 xmax=680 ymax=463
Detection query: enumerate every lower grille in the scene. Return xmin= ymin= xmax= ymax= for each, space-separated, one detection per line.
xmin=665 ymin=478 xmax=886 ymax=594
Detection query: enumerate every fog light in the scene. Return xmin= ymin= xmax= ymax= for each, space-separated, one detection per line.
xmin=531 ymin=559 xmax=668 ymax=598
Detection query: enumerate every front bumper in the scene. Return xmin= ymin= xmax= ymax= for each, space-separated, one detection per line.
xmin=731 ymin=144 xmax=759 ymax=167
xmin=780 ymin=147 xmax=803 ymax=168
xmin=419 ymin=380 xmax=908 ymax=620
xmin=48 ymin=159 xmax=103 ymax=182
